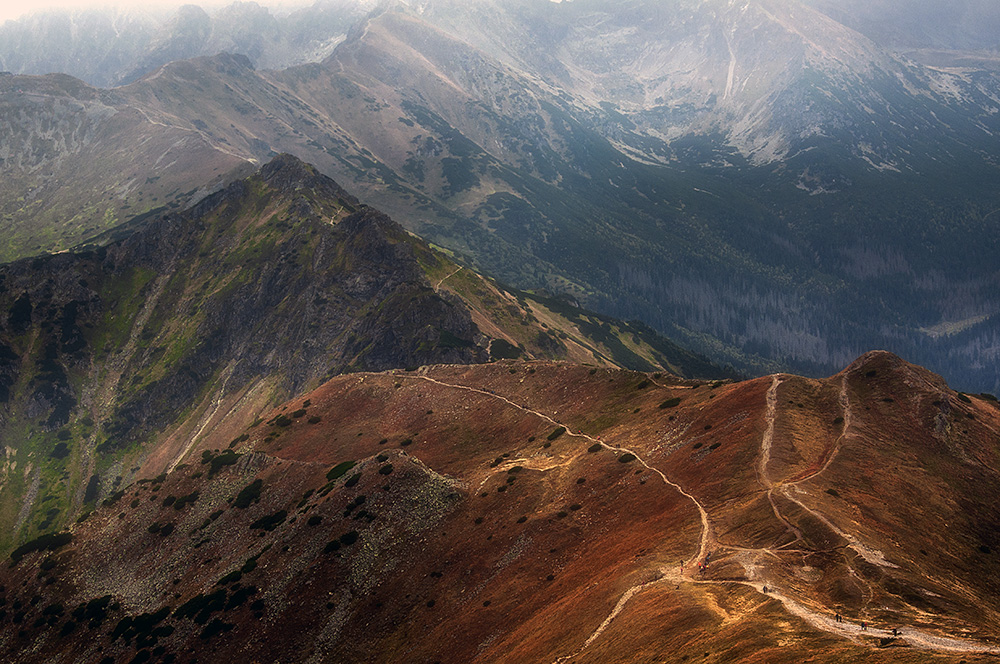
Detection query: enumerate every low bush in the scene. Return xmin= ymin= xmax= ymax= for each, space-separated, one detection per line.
xmin=326 ymin=461 xmax=356 ymax=482
xmin=618 ymin=453 xmax=636 ymax=463
xmin=658 ymin=397 xmax=681 ymax=409
xmin=249 ymin=510 xmax=287 ymax=532
xmin=199 ymin=617 xmax=234 ymax=640
xmin=547 ymin=427 xmax=566 ymax=441
xmin=173 ymin=491 xmax=199 ymax=510
xmin=587 ymin=444 xmax=602 ymax=453
xmin=233 ymin=480 xmax=263 ymax=509
xmin=10 ymin=532 xmax=73 ymax=563
xmin=204 ymin=449 xmax=241 ymax=476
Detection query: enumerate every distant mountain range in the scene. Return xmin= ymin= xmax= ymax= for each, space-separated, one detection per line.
xmin=1 ymin=0 xmax=998 ymax=393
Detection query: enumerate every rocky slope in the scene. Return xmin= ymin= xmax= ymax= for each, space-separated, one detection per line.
xmin=0 ymin=153 xmax=727 ymax=551
xmin=0 ymin=351 xmax=997 ymax=662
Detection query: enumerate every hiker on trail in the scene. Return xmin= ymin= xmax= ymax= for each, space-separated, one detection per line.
xmin=835 ymin=613 xmax=841 ymax=623
xmin=861 ymin=621 xmax=867 ymax=631
xmin=892 ymin=628 xmax=899 ymax=637
xmin=762 ymin=585 xmax=768 ymax=593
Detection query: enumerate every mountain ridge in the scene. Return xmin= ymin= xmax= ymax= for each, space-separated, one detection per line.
xmin=2 ymin=1 xmax=1000 ymax=394
xmin=0 ymin=350 xmax=997 ymax=662
xmin=0 ymin=153 xmax=730 ymax=550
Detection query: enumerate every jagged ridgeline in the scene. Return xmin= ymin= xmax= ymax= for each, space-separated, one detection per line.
xmin=0 ymin=154 xmax=731 ymax=550
xmin=0 ymin=155 xmax=488 ymax=548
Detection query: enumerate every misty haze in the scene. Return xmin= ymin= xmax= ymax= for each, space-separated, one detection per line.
xmin=0 ymin=1 xmax=999 ymax=662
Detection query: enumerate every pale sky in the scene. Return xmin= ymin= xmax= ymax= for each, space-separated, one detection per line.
xmin=0 ymin=0 xmax=315 ymax=24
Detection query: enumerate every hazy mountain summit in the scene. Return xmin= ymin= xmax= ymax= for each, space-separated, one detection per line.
xmin=1 ymin=0 xmax=999 ymax=393
xmin=0 ymin=1 xmax=369 ymax=87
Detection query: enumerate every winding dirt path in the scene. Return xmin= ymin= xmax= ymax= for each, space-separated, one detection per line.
xmin=433 ymin=266 xmax=462 ymax=292
xmin=404 ymin=373 xmax=714 ymax=663
xmin=409 ymin=374 xmax=711 ymax=563
xmin=405 ymin=370 xmax=999 ymax=658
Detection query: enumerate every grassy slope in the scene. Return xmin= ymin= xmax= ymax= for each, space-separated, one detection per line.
xmin=0 ymin=354 xmax=997 ymax=662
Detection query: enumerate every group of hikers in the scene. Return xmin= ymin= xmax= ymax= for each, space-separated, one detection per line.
xmin=834 ymin=613 xmax=900 ymax=637
xmin=680 ymin=554 xmax=904 ymax=640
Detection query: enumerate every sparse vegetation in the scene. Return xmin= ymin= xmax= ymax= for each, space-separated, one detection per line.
xmin=659 ymin=397 xmax=682 ymax=409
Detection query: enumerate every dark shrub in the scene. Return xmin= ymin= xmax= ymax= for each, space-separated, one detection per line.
xmin=587 ymin=443 xmax=602 ymax=453
xmin=344 ymin=473 xmax=361 ymax=488
xmin=547 ymin=427 xmax=566 ymax=441
xmin=10 ymin=532 xmax=73 ymax=563
xmin=339 ymin=531 xmax=359 ymax=546
xmin=249 ymin=511 xmax=287 ymax=532
xmin=102 ymin=490 xmax=125 ymax=507
xmin=659 ymin=397 xmax=681 ymax=409
xmin=175 ymin=591 xmax=226 ymax=625
xmin=173 ymin=491 xmax=199 ymax=510
xmin=292 ymin=409 xmax=307 ymax=418
xmin=326 ymin=461 xmax=356 ymax=482
xmin=308 ymin=416 xmax=322 ymax=424
xmin=233 ymin=480 xmax=263 ymax=509
xmin=50 ymin=443 xmax=70 ymax=460
xmin=274 ymin=415 xmax=293 ymax=427
xmin=199 ymin=618 xmax=234 ymax=640
xmin=378 ymin=464 xmax=393 ymax=475
xmin=307 ymin=515 xmax=322 ymax=526
xmin=618 ymin=453 xmax=636 ymax=463
xmin=206 ymin=449 xmax=240 ymax=476
xmin=217 ymin=570 xmax=242 ymax=586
